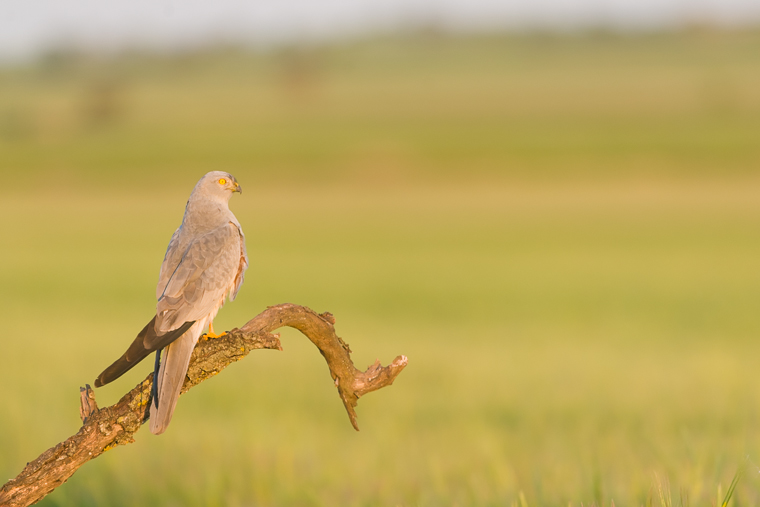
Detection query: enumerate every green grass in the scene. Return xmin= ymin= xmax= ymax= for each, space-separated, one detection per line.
xmin=2 ymin=30 xmax=760 ymax=505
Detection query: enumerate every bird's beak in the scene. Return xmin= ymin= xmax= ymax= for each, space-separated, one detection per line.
xmin=233 ymin=181 xmax=242 ymax=194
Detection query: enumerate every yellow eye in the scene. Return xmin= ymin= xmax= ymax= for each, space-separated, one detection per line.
xmin=219 ymin=178 xmax=226 ymax=185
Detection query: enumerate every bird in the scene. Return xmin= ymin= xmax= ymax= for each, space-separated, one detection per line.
xmin=94 ymin=171 xmax=248 ymax=435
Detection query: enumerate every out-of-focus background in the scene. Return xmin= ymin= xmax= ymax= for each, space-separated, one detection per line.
xmin=2 ymin=1 xmax=760 ymax=505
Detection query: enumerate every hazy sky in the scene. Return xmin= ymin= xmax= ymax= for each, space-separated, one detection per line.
xmin=1 ymin=0 xmax=759 ymax=60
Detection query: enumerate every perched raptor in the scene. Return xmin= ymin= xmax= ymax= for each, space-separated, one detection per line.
xmin=95 ymin=171 xmax=248 ymax=435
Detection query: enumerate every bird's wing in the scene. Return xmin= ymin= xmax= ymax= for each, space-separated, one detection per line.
xmin=154 ymin=222 xmax=243 ymax=334
xmin=149 ymin=222 xmax=245 ymax=435
xmin=229 ymin=223 xmax=248 ymax=302
xmin=156 ymin=227 xmax=183 ymax=300
xmin=94 ymin=316 xmax=195 ymax=387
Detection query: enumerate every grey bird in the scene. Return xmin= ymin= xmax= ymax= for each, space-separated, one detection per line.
xmin=95 ymin=171 xmax=248 ymax=435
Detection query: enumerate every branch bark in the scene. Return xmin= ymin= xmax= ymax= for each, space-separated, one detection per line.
xmin=0 ymin=303 xmax=408 ymax=507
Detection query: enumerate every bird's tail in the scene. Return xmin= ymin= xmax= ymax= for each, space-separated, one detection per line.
xmin=149 ymin=320 xmax=205 ymax=435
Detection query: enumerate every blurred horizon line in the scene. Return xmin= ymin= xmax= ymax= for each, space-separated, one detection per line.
xmin=2 ymin=21 xmax=760 ymax=69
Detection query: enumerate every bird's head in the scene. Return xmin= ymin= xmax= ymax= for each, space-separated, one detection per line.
xmin=194 ymin=171 xmax=242 ymax=202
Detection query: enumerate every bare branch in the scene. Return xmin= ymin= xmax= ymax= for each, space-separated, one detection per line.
xmin=0 ymin=304 xmax=407 ymax=507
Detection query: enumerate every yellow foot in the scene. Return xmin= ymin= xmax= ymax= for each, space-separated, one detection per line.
xmin=203 ymin=331 xmax=227 ymax=340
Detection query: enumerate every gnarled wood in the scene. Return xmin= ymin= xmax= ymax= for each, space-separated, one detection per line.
xmin=0 ymin=304 xmax=407 ymax=507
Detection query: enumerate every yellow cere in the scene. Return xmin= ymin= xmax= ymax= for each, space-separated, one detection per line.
xmin=218 ymin=178 xmax=226 ymax=185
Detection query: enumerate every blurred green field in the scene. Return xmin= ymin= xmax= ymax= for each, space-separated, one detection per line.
xmin=2 ymin=30 xmax=760 ymax=506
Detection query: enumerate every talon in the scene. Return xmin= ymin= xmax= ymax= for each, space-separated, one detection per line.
xmin=203 ymin=321 xmax=226 ymax=340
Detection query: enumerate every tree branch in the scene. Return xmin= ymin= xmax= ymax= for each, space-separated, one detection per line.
xmin=0 ymin=303 xmax=408 ymax=507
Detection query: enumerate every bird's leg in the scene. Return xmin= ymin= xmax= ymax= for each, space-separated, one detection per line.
xmin=203 ymin=320 xmax=227 ymax=340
